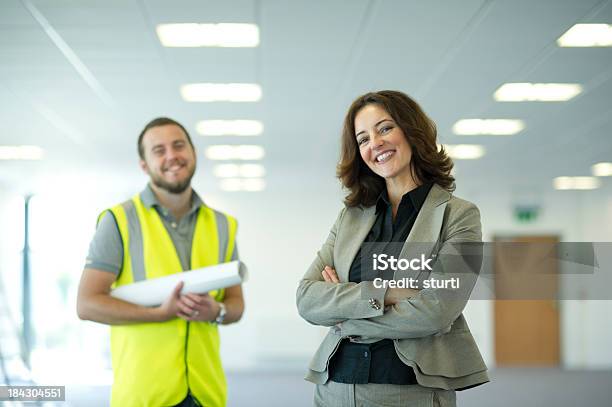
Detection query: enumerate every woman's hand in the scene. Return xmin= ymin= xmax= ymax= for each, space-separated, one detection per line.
xmin=321 ymin=266 xmax=419 ymax=306
xmin=384 ymin=287 xmax=420 ymax=306
xmin=321 ymin=266 xmax=340 ymax=283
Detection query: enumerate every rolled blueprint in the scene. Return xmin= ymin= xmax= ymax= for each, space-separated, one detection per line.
xmin=110 ymin=260 xmax=248 ymax=306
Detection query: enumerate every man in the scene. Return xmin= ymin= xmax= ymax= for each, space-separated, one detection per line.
xmin=77 ymin=117 xmax=244 ymax=407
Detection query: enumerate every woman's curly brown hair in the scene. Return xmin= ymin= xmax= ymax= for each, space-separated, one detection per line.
xmin=337 ymin=90 xmax=455 ymax=207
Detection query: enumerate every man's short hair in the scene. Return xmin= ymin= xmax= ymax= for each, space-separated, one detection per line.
xmin=138 ymin=117 xmax=195 ymax=160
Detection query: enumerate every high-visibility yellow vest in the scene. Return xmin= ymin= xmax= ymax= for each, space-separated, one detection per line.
xmin=101 ymin=194 xmax=237 ymax=407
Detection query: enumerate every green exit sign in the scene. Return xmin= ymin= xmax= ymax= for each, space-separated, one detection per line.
xmin=514 ymin=206 xmax=540 ymax=223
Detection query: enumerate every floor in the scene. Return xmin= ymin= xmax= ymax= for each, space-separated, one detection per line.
xmin=8 ymin=368 xmax=612 ymax=406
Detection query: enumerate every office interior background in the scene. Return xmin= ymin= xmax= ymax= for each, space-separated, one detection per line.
xmin=1 ymin=0 xmax=612 ymax=406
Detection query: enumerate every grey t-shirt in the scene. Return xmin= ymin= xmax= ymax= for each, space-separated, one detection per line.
xmin=85 ymin=184 xmax=238 ymax=275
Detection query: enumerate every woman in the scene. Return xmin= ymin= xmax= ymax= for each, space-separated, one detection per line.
xmin=296 ymin=90 xmax=488 ymax=407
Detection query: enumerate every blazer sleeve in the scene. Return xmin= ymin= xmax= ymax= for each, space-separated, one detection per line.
xmin=296 ymin=207 xmax=387 ymax=327
xmin=338 ymin=202 xmax=483 ymax=339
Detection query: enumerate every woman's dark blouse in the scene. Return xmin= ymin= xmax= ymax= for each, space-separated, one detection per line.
xmin=328 ymin=182 xmax=433 ymax=384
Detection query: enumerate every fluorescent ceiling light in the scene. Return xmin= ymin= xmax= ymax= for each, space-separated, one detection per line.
xmin=557 ymin=24 xmax=612 ymax=47
xmin=494 ymin=83 xmax=582 ymax=102
xmin=553 ymin=176 xmax=600 ymax=190
xmin=0 ymin=145 xmax=44 ymax=160
xmin=213 ymin=163 xmax=266 ymax=178
xmin=196 ymin=120 xmax=263 ymax=136
xmin=442 ymin=144 xmax=485 ymax=160
xmin=453 ymin=119 xmax=525 ymax=135
xmin=242 ymin=178 xmax=266 ymax=191
xmin=220 ymin=178 xmax=266 ymax=192
xmin=592 ymin=162 xmax=612 ymax=177
xmin=156 ymin=23 xmax=259 ymax=47
xmin=181 ymin=83 xmax=262 ymax=102
xmin=205 ymin=145 xmax=265 ymax=160
xmin=219 ymin=178 xmax=242 ymax=191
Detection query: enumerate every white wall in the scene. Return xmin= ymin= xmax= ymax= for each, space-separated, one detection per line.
xmin=0 ymin=170 xmax=146 ymax=384
xmin=216 ymin=180 xmax=612 ymax=371
xmin=0 ymin=184 xmax=25 ymax=338
xmin=2 ymin=171 xmax=611 ymax=381
xmin=0 ymin=184 xmax=29 ymax=381
xmin=458 ymin=184 xmax=612 ymax=369
xmin=207 ymin=171 xmax=345 ymax=371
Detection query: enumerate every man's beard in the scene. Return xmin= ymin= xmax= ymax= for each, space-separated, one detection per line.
xmin=150 ymin=165 xmax=195 ymax=194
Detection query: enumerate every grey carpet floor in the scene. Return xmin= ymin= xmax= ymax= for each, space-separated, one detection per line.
xmin=55 ymin=368 xmax=612 ymax=406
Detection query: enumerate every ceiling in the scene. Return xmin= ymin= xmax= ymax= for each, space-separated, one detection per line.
xmin=1 ymin=0 xmax=611 ymax=196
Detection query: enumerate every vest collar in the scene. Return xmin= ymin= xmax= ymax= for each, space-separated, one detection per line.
xmin=140 ymin=183 xmax=206 ymax=215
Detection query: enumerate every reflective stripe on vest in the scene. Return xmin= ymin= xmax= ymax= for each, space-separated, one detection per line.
xmin=101 ymin=195 xmax=237 ymax=407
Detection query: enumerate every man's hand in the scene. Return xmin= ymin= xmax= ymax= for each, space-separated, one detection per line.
xmin=176 ymin=292 xmax=220 ymax=322
xmin=156 ymin=281 xmax=185 ymax=321
xmin=78 ymin=268 xmax=185 ymax=325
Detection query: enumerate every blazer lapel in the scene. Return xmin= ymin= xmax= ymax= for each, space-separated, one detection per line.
xmin=335 ymin=184 xmax=451 ymax=282
xmin=395 ymin=184 xmax=451 ymax=280
xmin=336 ymin=205 xmax=377 ymax=282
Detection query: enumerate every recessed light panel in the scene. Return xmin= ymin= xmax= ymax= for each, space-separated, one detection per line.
xmin=181 ymin=83 xmax=262 ymax=102
xmin=453 ymin=119 xmax=525 ymax=135
xmin=196 ymin=120 xmax=263 ymax=136
xmin=213 ymin=163 xmax=265 ymax=178
xmin=592 ymin=162 xmax=612 ymax=177
xmin=219 ymin=178 xmax=266 ymax=192
xmin=0 ymin=145 xmax=44 ymax=160
xmin=157 ymin=23 xmax=259 ymax=47
xmin=553 ymin=176 xmax=600 ymax=190
xmin=442 ymin=144 xmax=485 ymax=160
xmin=557 ymin=24 xmax=612 ymax=47
xmin=494 ymin=83 xmax=582 ymax=102
xmin=205 ymin=145 xmax=265 ymax=160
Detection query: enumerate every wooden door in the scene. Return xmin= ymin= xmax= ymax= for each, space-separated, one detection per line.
xmin=494 ymin=235 xmax=560 ymax=366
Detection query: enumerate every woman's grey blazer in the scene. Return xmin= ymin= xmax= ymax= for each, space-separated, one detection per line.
xmin=296 ymin=183 xmax=489 ymax=390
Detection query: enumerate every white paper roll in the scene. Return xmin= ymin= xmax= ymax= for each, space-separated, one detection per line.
xmin=110 ymin=261 xmax=248 ymax=307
